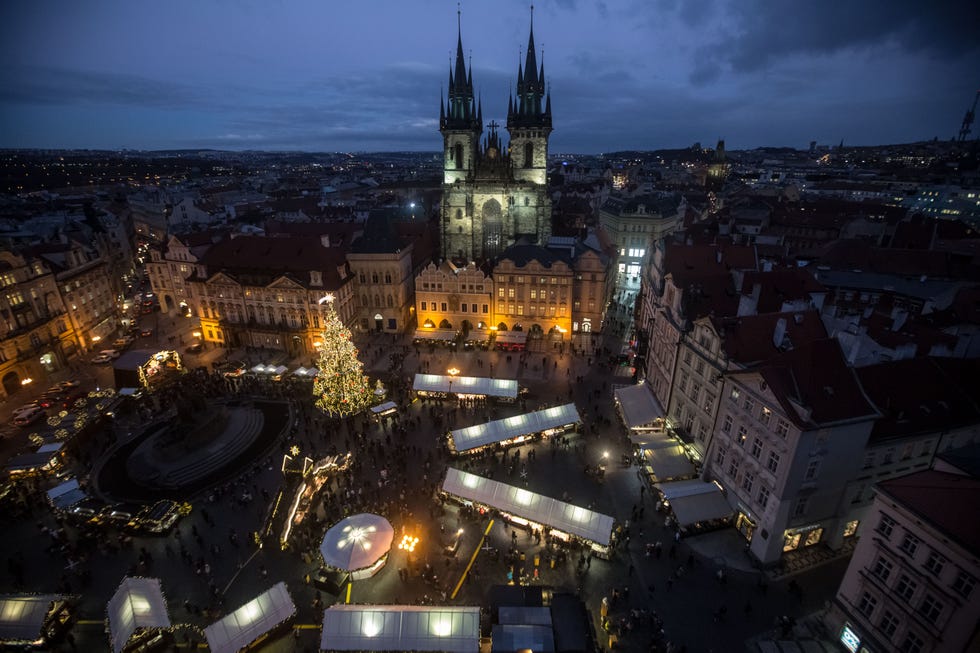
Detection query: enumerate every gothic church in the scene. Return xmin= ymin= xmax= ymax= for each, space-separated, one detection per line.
xmin=440 ymin=13 xmax=553 ymax=261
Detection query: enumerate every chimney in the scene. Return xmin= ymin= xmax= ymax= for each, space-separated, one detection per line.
xmin=715 ymin=249 xmax=723 ymax=264
xmin=320 ymin=234 xmax=331 ymax=248
xmin=773 ymin=317 xmax=787 ymax=349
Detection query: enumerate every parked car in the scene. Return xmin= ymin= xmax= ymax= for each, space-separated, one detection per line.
xmin=91 ymin=354 xmax=113 ymax=364
xmin=140 ymin=329 xmax=153 ymax=338
xmin=12 ymin=402 xmax=42 ymax=417
xmin=13 ymin=406 xmax=46 ymax=426
xmin=52 ymin=380 xmax=80 ymax=391
xmin=99 ymin=349 xmax=121 ymax=360
xmin=38 ymin=391 xmax=66 ymax=408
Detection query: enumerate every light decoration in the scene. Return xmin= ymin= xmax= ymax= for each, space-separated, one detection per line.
xmin=289 ymin=445 xmax=300 ymax=457
xmin=312 ymin=295 xmax=374 ymax=418
xmin=398 ymin=534 xmax=419 ymax=552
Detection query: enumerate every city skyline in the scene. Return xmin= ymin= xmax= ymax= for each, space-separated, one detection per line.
xmin=1 ymin=0 xmax=978 ymax=153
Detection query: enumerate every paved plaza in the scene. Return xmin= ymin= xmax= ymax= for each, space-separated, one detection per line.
xmin=0 ymin=299 xmax=847 ymax=652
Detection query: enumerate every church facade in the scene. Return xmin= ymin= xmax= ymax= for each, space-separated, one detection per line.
xmin=439 ymin=15 xmax=553 ymax=262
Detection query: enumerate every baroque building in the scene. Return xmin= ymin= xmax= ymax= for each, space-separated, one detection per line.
xmin=440 ymin=14 xmax=552 ymax=261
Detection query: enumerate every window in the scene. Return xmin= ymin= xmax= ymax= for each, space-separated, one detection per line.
xmin=871 ymin=557 xmax=893 ymax=582
xmin=751 ymin=437 xmax=762 ymax=459
xmin=741 ymin=472 xmax=754 ymax=493
xmin=689 ymin=382 xmax=701 ymax=402
xmin=722 ymin=415 xmax=733 ymax=433
xmin=441 ymin=302 xmax=448 ymax=311
xmin=924 ymin=550 xmax=945 ymax=576
xmin=899 ymin=631 xmax=924 ymax=653
xmin=843 ymin=519 xmax=859 ymax=537
xmin=952 ymin=571 xmax=975 ymax=599
xmin=678 ymin=372 xmax=688 ymax=394
xmin=767 ymin=451 xmax=780 ymax=473
xmin=759 ymin=406 xmax=772 ymax=426
xmin=727 ymin=458 xmax=739 ymax=478
xmin=879 ymin=610 xmax=900 ymax=638
xmin=743 ymin=396 xmax=755 ymax=413
xmin=715 ymin=449 xmax=725 ymax=465
xmin=918 ymin=594 xmax=943 ymax=624
xmin=793 ymin=497 xmax=808 ymax=518
xmin=421 ymin=301 xmax=427 ymax=311
xmin=735 ymin=425 xmax=747 ymax=447
xmin=683 ymin=350 xmax=693 ymax=365
xmin=757 ymin=486 xmax=769 ymax=509
xmin=498 ymin=287 xmax=505 ymax=298
xmin=895 ymin=574 xmax=918 ymax=601
xmin=695 ymin=359 xmax=705 ymax=375
xmin=775 ymin=419 xmax=789 ymax=438
xmin=730 ymin=387 xmax=740 ymax=402
xmin=877 ymin=514 xmax=896 ymax=539
xmin=804 ymin=460 xmax=820 ymax=481
xmin=703 ymin=393 xmax=715 ymax=412
xmin=857 ymin=592 xmax=878 ymax=618
xmin=899 ymin=533 xmax=920 ymax=558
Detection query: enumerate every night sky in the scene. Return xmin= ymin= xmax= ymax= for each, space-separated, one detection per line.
xmin=1 ymin=0 xmax=978 ymax=153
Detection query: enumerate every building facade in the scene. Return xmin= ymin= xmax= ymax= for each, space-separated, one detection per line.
xmin=439 ymin=16 xmax=552 ymax=261
xmin=415 ymin=261 xmax=494 ymax=332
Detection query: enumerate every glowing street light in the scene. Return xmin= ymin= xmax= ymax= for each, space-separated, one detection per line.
xmin=447 ymin=367 xmax=460 ymax=377
xmin=398 ymin=534 xmax=420 ymax=552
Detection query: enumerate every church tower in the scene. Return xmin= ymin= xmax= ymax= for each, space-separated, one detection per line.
xmin=439 ymin=11 xmax=553 ymax=262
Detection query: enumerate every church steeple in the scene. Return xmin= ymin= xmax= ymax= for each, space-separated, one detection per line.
xmin=508 ymin=5 xmax=551 ymax=131
xmin=441 ymin=8 xmax=481 ymax=132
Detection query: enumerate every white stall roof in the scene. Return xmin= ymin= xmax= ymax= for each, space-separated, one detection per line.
xmin=494 ymin=331 xmax=528 ymax=344
xmin=655 ymin=480 xmax=733 ymax=527
xmin=321 ymin=605 xmax=480 ymax=652
xmin=107 ymin=577 xmax=170 ymax=653
xmin=442 ymin=468 xmax=614 ymax=546
xmin=37 ymin=442 xmax=63 ymax=455
xmin=0 ymin=595 xmax=63 ymax=642
xmin=46 ymin=479 xmax=86 ymax=510
xmin=641 ymin=444 xmax=696 ymax=481
xmin=370 ymin=401 xmax=398 ymax=415
xmin=204 ymin=582 xmax=296 ymax=653
xmin=251 ymin=364 xmax=267 ymax=374
xmin=450 ymin=404 xmax=580 ymax=452
xmin=414 ymin=329 xmax=458 ymax=342
xmin=413 ymin=374 xmax=518 ymax=399
xmin=614 ymin=383 xmax=664 ymax=429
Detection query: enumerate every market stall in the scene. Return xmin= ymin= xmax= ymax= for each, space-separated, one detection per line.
xmin=204 ymin=582 xmax=296 ymax=653
xmin=113 ymin=349 xmax=185 ymax=391
xmin=494 ymin=331 xmax=528 ymax=351
xmin=106 ymin=576 xmax=171 ymax=653
xmin=319 ymin=513 xmax=394 ymax=581
xmin=413 ymin=328 xmax=458 ymax=347
xmin=441 ymin=467 xmax=614 ymax=555
xmin=448 ymin=403 xmax=581 ymax=454
xmin=0 ymin=594 xmax=72 ymax=648
xmin=614 ymin=382 xmax=665 ymax=432
xmin=413 ymin=374 xmax=519 ymax=402
xmin=321 ymin=605 xmax=480 ymax=652
xmin=629 ymin=430 xmax=697 ymax=483
xmin=46 ymin=478 xmax=87 ymax=511
xmin=370 ymin=401 xmax=397 ymax=419
xmin=655 ymin=479 xmax=733 ymax=534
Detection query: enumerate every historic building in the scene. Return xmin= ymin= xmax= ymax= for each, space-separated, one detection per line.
xmin=439 ymin=14 xmax=552 ymax=261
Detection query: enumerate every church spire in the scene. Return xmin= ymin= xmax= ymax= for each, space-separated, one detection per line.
xmin=508 ymin=6 xmax=551 ymax=130
xmin=442 ymin=7 xmax=480 ymax=132
xmin=524 ymin=5 xmax=537 ymax=86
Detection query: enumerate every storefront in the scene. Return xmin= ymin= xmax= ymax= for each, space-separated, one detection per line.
xmin=441 ymin=467 xmax=615 ymax=557
xmin=783 ymin=524 xmax=824 ymax=552
xmin=448 ymin=403 xmax=580 ymax=455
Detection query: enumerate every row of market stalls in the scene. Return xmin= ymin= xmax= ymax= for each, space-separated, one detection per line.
xmin=104 ymin=576 xmax=296 ymax=653
xmin=412 ymin=327 xmax=529 ymax=352
xmin=441 ymin=467 xmax=615 ymax=556
xmin=448 ymin=403 xmax=581 ymax=454
xmin=413 ymin=374 xmax=519 ymax=403
xmin=321 ymin=605 xmax=480 ymax=652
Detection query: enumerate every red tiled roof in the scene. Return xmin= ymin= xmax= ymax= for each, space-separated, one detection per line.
xmin=718 ymin=310 xmax=828 ymax=366
xmin=199 ymin=235 xmax=348 ymax=288
xmin=877 ymin=470 xmax=980 ymax=555
xmin=664 ymin=242 xmax=757 ymax=286
xmin=731 ymin=338 xmax=877 ymax=428
xmin=740 ymin=268 xmax=826 ymax=313
xmin=856 ymin=357 xmax=980 ymax=442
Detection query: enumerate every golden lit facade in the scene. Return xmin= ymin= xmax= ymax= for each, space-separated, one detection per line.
xmin=492 ymin=254 xmax=574 ymax=336
xmin=415 ymin=261 xmax=493 ymax=331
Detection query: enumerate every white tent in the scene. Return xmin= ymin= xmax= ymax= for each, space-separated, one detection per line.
xmin=442 ymin=468 xmax=614 ymax=546
xmin=204 ymin=582 xmax=296 ymax=653
xmin=633 ymin=434 xmax=696 ymax=481
xmin=614 ymin=382 xmax=664 ymax=430
xmin=46 ymin=479 xmax=86 ymax=510
xmin=494 ymin=331 xmax=528 ymax=345
xmin=250 ymin=364 xmax=267 ymax=374
xmin=321 ymin=605 xmax=480 ymax=652
xmin=0 ymin=595 xmax=64 ymax=645
xmin=370 ymin=401 xmax=397 ymax=415
xmin=655 ymin=479 xmax=733 ymax=527
xmin=272 ymin=365 xmax=288 ymax=375
xmin=450 ymin=404 xmax=580 ymax=452
xmin=320 ymin=514 xmax=393 ymax=579
xmin=413 ymin=374 xmax=518 ymax=399
xmin=413 ymin=328 xmax=458 ymax=342
xmin=106 ymin=577 xmax=170 ymax=653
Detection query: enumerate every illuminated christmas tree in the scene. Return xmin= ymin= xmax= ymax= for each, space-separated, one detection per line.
xmin=312 ymin=295 xmax=374 ymax=417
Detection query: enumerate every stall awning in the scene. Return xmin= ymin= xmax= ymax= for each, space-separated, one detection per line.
xmin=450 ymin=404 xmax=580 ymax=452
xmin=107 ymin=577 xmax=170 ymax=653
xmin=641 ymin=444 xmax=696 ymax=481
xmin=321 ymin=605 xmax=480 ymax=652
xmin=204 ymin=582 xmax=296 ymax=653
xmin=0 ymin=595 xmax=63 ymax=643
xmin=442 ymin=468 xmax=614 ymax=546
xmin=494 ymin=331 xmax=528 ymax=344
xmin=46 ymin=479 xmax=86 ymax=510
xmin=413 ymin=374 xmax=518 ymax=399
xmin=414 ymin=329 xmax=458 ymax=342
xmin=370 ymin=401 xmax=397 ymax=415
xmin=614 ymin=383 xmax=664 ymax=429
xmin=655 ymin=480 xmax=732 ymax=527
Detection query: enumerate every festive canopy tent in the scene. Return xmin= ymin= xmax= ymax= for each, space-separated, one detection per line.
xmin=320 ymin=605 xmax=480 ymax=652
xmin=413 ymin=328 xmax=458 ymax=343
xmin=106 ymin=577 xmax=170 ymax=653
xmin=370 ymin=401 xmax=397 ymax=416
xmin=614 ymin=382 xmax=665 ymax=430
xmin=449 ymin=404 xmax=580 ymax=452
xmin=203 ymin=582 xmax=296 ymax=653
xmin=46 ymin=479 xmax=87 ymax=510
xmin=630 ymin=431 xmax=696 ymax=481
xmin=413 ymin=374 xmax=518 ymax=399
xmin=442 ymin=468 xmax=614 ymax=547
xmin=655 ymin=479 xmax=733 ymax=527
xmin=319 ymin=514 xmax=394 ymax=580
xmin=0 ymin=595 xmax=66 ymax=646
xmin=494 ymin=331 xmax=528 ymax=346
xmin=251 ymin=364 xmax=267 ymax=374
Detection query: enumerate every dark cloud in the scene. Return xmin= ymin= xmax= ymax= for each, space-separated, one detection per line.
xmin=0 ymin=66 xmax=205 ymax=108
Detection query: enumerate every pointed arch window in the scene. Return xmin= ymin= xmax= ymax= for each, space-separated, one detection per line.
xmin=455 ymin=143 xmax=463 ymax=169
xmin=524 ymin=142 xmax=533 ymax=168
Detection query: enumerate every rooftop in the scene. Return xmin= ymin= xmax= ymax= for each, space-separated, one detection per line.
xmin=878 ymin=470 xmax=980 ymax=556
